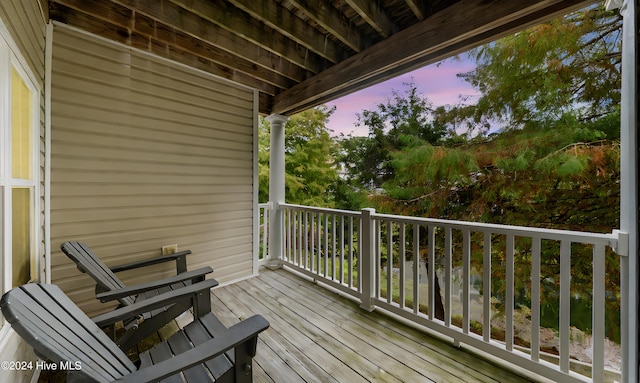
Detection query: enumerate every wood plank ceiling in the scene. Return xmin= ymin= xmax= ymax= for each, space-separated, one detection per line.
xmin=47 ymin=0 xmax=597 ymax=116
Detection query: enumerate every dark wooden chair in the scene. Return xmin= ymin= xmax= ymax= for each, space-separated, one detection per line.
xmin=60 ymin=241 xmax=216 ymax=350
xmin=1 ymin=283 xmax=269 ymax=383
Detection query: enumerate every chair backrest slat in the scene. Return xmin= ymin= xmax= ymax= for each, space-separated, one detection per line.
xmin=61 ymin=241 xmax=135 ymax=306
xmin=1 ymin=284 xmax=136 ymax=383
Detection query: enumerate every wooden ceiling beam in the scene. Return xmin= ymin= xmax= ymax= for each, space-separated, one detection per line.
xmin=226 ymin=0 xmax=350 ymax=63
xmin=58 ymin=0 xmax=312 ymax=84
xmin=49 ymin=1 xmax=281 ymax=96
xmin=345 ymin=0 xmax=397 ymax=38
xmin=287 ymin=0 xmax=369 ymax=52
xmin=167 ymin=0 xmax=328 ymax=74
xmin=405 ymin=0 xmax=427 ymax=20
xmin=271 ymin=0 xmax=596 ymax=115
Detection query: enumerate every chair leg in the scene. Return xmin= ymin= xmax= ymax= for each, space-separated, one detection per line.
xmin=233 ymin=337 xmax=259 ymax=383
xmin=194 ymin=289 xmax=212 ymax=318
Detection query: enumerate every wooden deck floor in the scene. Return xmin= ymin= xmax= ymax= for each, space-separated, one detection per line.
xmin=211 ymin=267 xmax=538 ymax=383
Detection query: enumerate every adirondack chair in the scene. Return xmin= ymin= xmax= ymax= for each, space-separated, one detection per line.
xmin=1 ymin=283 xmax=269 ymax=383
xmin=60 ymin=241 xmax=217 ymax=350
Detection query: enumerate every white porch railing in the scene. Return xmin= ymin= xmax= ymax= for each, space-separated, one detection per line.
xmin=259 ymin=203 xmax=270 ymax=263
xmin=259 ymin=203 xmax=625 ymax=383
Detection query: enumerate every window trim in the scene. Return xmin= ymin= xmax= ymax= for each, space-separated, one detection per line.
xmin=0 ymin=26 xmax=41 ymax=302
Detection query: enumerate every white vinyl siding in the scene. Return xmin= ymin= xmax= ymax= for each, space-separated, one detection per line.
xmin=50 ymin=24 xmax=257 ymax=315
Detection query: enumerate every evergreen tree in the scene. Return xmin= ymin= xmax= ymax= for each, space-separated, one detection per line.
xmin=444 ymin=4 xmax=622 ymax=134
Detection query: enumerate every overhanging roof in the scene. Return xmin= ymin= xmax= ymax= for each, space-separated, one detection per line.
xmin=48 ymin=0 xmax=598 ymax=115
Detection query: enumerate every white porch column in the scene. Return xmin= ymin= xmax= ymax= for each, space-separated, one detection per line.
xmin=608 ymin=0 xmax=639 ymax=381
xmin=266 ymin=114 xmax=288 ymax=269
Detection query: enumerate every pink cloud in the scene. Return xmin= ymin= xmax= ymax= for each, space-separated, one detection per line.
xmin=325 ymin=59 xmax=479 ymax=136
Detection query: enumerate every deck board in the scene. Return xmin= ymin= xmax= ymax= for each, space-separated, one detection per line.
xmin=211 ymin=268 xmax=536 ymax=383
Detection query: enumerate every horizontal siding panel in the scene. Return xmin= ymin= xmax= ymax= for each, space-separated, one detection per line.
xmin=130 ymin=57 xmax=254 ymax=103
xmin=53 ymin=114 xmax=253 ymax=146
xmin=52 ymin=129 xmax=251 ymax=158
xmin=51 ymin=24 xmax=256 ymax=315
xmin=52 ymin=157 xmax=253 ymax=177
xmin=54 ymin=25 xmax=132 ymax=65
xmin=52 ymin=144 xmax=252 ymax=168
xmin=52 ymin=99 xmax=253 ymax=137
xmin=51 ymin=192 xmax=251 ymax=209
xmin=51 ymin=171 xmax=251 ymax=186
xmin=52 ymin=57 xmax=132 ymax=88
xmin=51 ymin=202 xmax=253 ymax=224
xmin=51 ymin=183 xmax=252 ymax=197
xmin=56 ymin=212 xmax=252 ymax=238
xmin=0 ymin=0 xmax=45 ymax=81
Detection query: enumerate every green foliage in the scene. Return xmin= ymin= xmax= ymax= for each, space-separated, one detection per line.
xmin=337 ymin=81 xmax=448 ymax=193
xmin=332 ymin=6 xmax=623 ymax=337
xmin=259 ymin=106 xmax=339 ymax=207
xmin=442 ymin=4 xmax=622 ymax=134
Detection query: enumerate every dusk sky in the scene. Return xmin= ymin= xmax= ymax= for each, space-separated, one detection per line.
xmin=324 ymin=58 xmax=479 ymax=137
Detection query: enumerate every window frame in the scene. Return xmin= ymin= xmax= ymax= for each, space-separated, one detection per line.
xmin=0 ymin=29 xmax=41 ymax=300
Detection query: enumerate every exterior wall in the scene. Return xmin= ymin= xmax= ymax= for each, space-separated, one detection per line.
xmin=0 ymin=1 xmax=46 ymax=383
xmin=0 ymin=0 xmax=47 ymax=283
xmin=50 ymin=24 xmax=257 ymax=316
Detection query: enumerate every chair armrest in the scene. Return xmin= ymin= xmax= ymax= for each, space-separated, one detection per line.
xmin=96 ymin=267 xmax=214 ymax=302
xmin=115 ymin=315 xmax=270 ymax=383
xmin=110 ymin=250 xmax=192 ymax=274
xmin=92 ymin=279 xmax=219 ymax=327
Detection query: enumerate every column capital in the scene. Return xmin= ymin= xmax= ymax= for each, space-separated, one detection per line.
xmin=265 ymin=114 xmax=289 ymax=125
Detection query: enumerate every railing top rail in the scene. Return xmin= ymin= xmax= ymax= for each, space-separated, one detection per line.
xmin=372 ymin=211 xmax=619 ymax=246
xmin=280 ymin=203 xmax=362 ymax=217
xmin=273 ymin=203 xmax=621 ymax=248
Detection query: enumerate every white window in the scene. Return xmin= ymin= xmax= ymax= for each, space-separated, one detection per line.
xmin=0 ymin=31 xmax=40 ymax=296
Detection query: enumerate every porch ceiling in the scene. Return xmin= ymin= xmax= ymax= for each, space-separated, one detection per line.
xmin=47 ymin=0 xmax=597 ymax=116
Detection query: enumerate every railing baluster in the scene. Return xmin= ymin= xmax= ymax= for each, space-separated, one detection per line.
xmin=428 ymin=225 xmax=435 ymax=320
xmin=483 ymin=231 xmax=491 ymax=342
xmin=593 ymin=244 xmax=605 ymax=383
xmin=387 ymin=220 xmax=393 ymax=304
xmin=376 ymin=219 xmax=381 ymax=299
xmin=399 ymin=222 xmax=406 ymax=309
xmin=360 ymin=208 xmax=375 ymax=311
xmin=413 ymin=224 xmax=420 ymax=314
xmin=317 ymin=212 xmax=322 ymax=274
xmin=304 ymin=210 xmax=309 ymax=270
xmin=310 ymin=211 xmax=315 ymax=272
xmin=262 ymin=206 xmax=269 ymax=260
xmin=297 ymin=209 xmax=302 ymax=265
xmin=285 ymin=208 xmax=291 ymax=263
xmin=358 ymin=216 xmax=363 ymax=294
xmin=506 ymin=234 xmax=515 ymax=351
xmin=349 ymin=216 xmax=354 ymax=288
xmin=413 ymin=224 xmax=421 ymax=315
xmin=339 ymin=215 xmax=345 ymax=284
xmin=463 ymin=229 xmax=470 ymax=334
xmin=445 ymin=227 xmax=452 ymax=327
xmin=332 ymin=214 xmax=337 ymax=280
xmin=560 ymin=240 xmax=571 ymax=373
xmin=324 ymin=213 xmax=329 ymax=277
xmin=531 ymin=237 xmax=541 ymax=362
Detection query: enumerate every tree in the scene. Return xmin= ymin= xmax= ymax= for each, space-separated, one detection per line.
xmin=259 ymin=106 xmax=339 ymax=207
xmin=443 ymin=4 xmax=622 ymax=134
xmin=337 ymin=81 xmax=448 ymax=194
xmin=336 ymin=4 xmax=623 ymax=339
